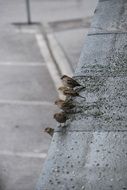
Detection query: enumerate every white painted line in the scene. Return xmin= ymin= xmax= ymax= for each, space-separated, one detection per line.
xmin=36 ymin=33 xmax=65 ymax=99
xmin=47 ymin=33 xmax=73 ymax=76
xmin=15 ymin=28 xmax=37 ymax=34
xmin=0 ymin=62 xmax=45 ymax=66
xmin=0 ymin=150 xmax=47 ymax=159
xmin=0 ymin=100 xmax=53 ymax=106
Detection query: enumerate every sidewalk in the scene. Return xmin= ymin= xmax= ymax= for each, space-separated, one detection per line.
xmin=0 ymin=24 xmax=58 ymax=190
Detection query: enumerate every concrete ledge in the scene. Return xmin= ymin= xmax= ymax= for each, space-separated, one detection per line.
xmin=36 ymin=0 xmax=127 ymax=189
xmin=37 ymin=132 xmax=127 ymax=190
xmin=90 ymin=0 xmax=127 ymax=33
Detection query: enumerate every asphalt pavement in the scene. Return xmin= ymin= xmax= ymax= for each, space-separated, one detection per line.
xmin=0 ymin=24 xmax=58 ymax=190
xmin=0 ymin=0 xmax=98 ymax=189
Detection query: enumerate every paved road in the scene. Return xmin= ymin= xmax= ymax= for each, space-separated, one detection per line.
xmin=0 ymin=0 xmax=97 ymax=69
xmin=0 ymin=25 xmax=59 ymax=190
xmin=0 ymin=0 xmax=98 ymax=189
xmin=0 ymin=0 xmax=97 ymax=23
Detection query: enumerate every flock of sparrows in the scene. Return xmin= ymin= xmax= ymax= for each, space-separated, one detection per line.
xmin=44 ymin=75 xmax=84 ymax=137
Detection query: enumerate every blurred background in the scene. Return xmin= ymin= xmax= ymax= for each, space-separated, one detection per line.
xmin=0 ymin=0 xmax=98 ymax=189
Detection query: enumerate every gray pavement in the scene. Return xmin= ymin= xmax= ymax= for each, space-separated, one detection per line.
xmin=0 ymin=0 xmax=98 ymax=189
xmin=0 ymin=26 xmax=58 ymax=189
xmin=54 ymin=28 xmax=89 ymax=70
xmin=0 ymin=28 xmax=43 ymax=62
xmin=0 ymin=66 xmax=57 ymax=101
xmin=0 ymin=0 xmax=97 ymax=24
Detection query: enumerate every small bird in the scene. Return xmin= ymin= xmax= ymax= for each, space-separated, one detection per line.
xmin=61 ymin=75 xmax=81 ymax=88
xmin=44 ymin=127 xmax=54 ymax=136
xmin=58 ymin=86 xmax=85 ymax=99
xmin=55 ymin=99 xmax=75 ymax=112
xmin=53 ymin=112 xmax=68 ymax=125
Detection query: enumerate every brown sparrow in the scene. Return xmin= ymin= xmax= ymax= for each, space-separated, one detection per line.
xmin=44 ymin=127 xmax=54 ymax=136
xmin=61 ymin=75 xmax=81 ymax=88
xmin=55 ymin=99 xmax=75 ymax=112
xmin=53 ymin=112 xmax=68 ymax=124
xmin=58 ymin=86 xmax=85 ymax=99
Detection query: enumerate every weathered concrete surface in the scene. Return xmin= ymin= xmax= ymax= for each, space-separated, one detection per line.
xmin=37 ymin=132 xmax=127 ymax=190
xmin=90 ymin=0 xmax=127 ymax=33
xmin=36 ymin=0 xmax=127 ymax=189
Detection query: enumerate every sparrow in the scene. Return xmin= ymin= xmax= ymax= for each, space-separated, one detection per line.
xmin=55 ymin=99 xmax=75 ymax=112
xmin=44 ymin=127 xmax=54 ymax=136
xmin=61 ymin=75 xmax=81 ymax=88
xmin=53 ymin=112 xmax=68 ymax=124
xmin=58 ymin=86 xmax=85 ymax=99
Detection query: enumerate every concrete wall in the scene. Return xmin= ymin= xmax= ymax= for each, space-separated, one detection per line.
xmin=36 ymin=0 xmax=127 ymax=189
